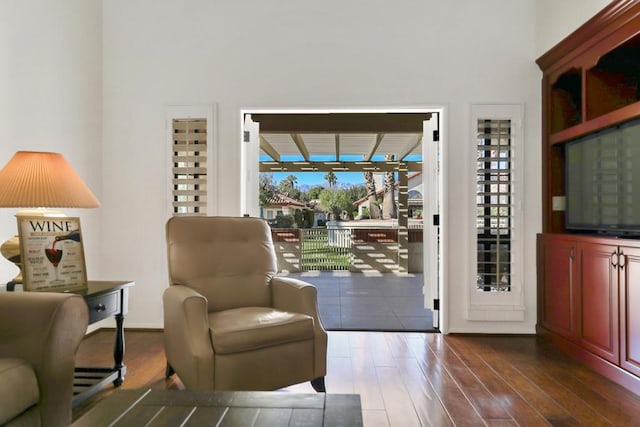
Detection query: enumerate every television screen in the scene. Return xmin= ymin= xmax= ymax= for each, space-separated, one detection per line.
xmin=565 ymin=118 xmax=640 ymax=234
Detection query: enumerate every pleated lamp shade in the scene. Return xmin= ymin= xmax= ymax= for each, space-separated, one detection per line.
xmin=0 ymin=151 xmax=100 ymax=208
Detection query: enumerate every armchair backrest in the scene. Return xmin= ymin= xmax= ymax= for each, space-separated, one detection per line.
xmin=166 ymin=216 xmax=277 ymax=312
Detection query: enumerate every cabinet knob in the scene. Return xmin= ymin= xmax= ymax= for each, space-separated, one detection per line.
xmin=94 ymin=303 xmax=106 ymax=312
xmin=611 ymin=251 xmax=618 ymax=267
xmin=619 ymin=251 xmax=626 ymax=269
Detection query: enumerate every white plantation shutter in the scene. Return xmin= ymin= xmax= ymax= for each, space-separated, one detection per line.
xmin=476 ymin=119 xmax=513 ymax=292
xmin=172 ymin=118 xmax=207 ymax=215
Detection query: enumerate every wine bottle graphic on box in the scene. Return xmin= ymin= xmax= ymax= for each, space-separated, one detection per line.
xmin=55 ymin=230 xmax=82 ymax=243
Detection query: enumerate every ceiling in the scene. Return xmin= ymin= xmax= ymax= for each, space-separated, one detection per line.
xmin=250 ymin=112 xmax=434 ymax=172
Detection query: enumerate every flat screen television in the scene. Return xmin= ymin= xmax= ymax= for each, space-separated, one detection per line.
xmin=565 ymin=118 xmax=640 ymax=235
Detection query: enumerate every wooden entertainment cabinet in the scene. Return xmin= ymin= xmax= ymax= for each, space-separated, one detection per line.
xmin=536 ymin=0 xmax=640 ymax=394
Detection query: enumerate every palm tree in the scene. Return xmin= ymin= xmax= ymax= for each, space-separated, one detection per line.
xmin=283 ymin=174 xmax=297 ymax=188
xmin=324 ymin=171 xmax=337 ymax=188
xmin=259 ymin=173 xmax=277 ymax=207
xmin=364 ymin=171 xmax=381 ymax=219
xmin=382 ymin=154 xmax=397 ymax=219
xmin=279 ymin=174 xmax=298 ymax=197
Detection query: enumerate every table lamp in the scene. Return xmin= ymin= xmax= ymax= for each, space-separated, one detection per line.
xmin=0 ymin=151 xmax=100 ymax=286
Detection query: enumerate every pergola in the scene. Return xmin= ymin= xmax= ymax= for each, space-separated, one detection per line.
xmin=250 ymin=112 xmax=434 ymax=273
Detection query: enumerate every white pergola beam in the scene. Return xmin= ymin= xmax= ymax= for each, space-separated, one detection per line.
xmin=364 ymin=133 xmax=385 ymax=161
xmin=399 ymin=134 xmax=423 ymax=160
xmin=291 ymin=134 xmax=310 ymax=161
xmin=259 ymin=136 xmax=281 ymax=161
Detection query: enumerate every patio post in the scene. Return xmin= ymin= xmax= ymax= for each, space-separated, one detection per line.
xmin=398 ymin=162 xmax=409 ymax=273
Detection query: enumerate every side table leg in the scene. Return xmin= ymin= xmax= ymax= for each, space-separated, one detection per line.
xmin=113 ymin=312 xmax=125 ymax=386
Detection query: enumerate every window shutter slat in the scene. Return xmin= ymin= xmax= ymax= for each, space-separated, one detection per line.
xmin=173 ymin=167 xmax=207 ymax=175
xmin=172 ymin=178 xmax=207 ymax=185
xmin=172 ymin=201 xmax=207 ymax=208
xmin=173 ymin=190 xmax=206 ymax=196
xmin=171 ymin=155 xmax=207 ymax=163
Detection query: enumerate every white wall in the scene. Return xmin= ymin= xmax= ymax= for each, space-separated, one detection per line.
xmin=536 ymin=0 xmax=612 ymax=57
xmin=0 ymin=0 xmax=103 ymax=282
xmin=100 ymin=0 xmax=543 ymax=331
xmin=1 ymin=0 xmax=611 ymax=333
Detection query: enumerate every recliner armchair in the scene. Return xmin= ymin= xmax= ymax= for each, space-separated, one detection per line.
xmin=0 ymin=292 xmax=88 ymax=427
xmin=163 ymin=216 xmax=327 ymax=392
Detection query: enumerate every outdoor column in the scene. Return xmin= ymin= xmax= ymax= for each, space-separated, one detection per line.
xmin=398 ymin=162 xmax=409 ymax=274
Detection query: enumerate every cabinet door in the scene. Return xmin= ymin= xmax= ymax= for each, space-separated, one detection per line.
xmin=620 ymin=246 xmax=640 ymax=376
xmin=578 ymin=242 xmax=619 ymax=364
xmin=540 ymin=236 xmax=578 ymax=340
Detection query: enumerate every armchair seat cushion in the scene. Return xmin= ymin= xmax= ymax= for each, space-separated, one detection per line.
xmin=0 ymin=358 xmax=39 ymax=425
xmin=209 ymin=307 xmax=315 ymax=354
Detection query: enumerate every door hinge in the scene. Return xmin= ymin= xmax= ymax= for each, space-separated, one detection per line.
xmin=433 ymin=130 xmax=439 ymax=142
xmin=433 ymin=214 xmax=440 ymax=226
xmin=433 ymin=299 xmax=440 ymax=311
xmin=243 ymin=130 xmax=250 ymax=142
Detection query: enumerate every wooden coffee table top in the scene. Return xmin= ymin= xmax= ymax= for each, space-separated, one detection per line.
xmin=73 ymin=389 xmax=362 ymax=426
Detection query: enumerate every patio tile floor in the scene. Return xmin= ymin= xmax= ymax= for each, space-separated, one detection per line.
xmin=277 ymin=271 xmax=436 ymax=332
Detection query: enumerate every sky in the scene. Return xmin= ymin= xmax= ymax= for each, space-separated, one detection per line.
xmin=269 ymin=171 xmax=367 ymax=187
xmin=260 ymin=153 xmax=421 ymax=187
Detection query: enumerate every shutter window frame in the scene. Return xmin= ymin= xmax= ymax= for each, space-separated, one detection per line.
xmin=172 ymin=118 xmax=208 ymax=216
xmin=476 ymin=118 xmax=513 ymax=292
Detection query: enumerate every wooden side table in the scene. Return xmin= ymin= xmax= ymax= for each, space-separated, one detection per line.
xmin=72 ymin=280 xmax=135 ymax=407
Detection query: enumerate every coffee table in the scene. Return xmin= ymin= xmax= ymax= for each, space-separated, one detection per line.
xmin=73 ymin=389 xmax=363 ymax=426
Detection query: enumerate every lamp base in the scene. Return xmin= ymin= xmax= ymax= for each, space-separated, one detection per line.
xmin=0 ymin=234 xmax=22 ymax=285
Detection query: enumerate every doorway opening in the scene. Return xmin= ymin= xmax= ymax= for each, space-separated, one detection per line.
xmin=241 ymin=108 xmax=443 ymax=332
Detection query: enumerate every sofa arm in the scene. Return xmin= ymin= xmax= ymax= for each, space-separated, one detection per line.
xmin=162 ymin=285 xmax=214 ymax=390
xmin=271 ymin=276 xmax=327 ymax=377
xmin=0 ymin=292 xmax=88 ymax=427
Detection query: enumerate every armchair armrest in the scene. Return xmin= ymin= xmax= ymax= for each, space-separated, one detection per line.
xmin=0 ymin=292 xmax=88 ymax=427
xmin=271 ymin=276 xmax=321 ymax=319
xmin=162 ymin=285 xmax=214 ymax=390
xmin=271 ymin=276 xmax=327 ymax=377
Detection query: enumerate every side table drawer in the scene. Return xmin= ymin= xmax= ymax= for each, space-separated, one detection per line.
xmin=85 ymin=291 xmax=119 ymax=324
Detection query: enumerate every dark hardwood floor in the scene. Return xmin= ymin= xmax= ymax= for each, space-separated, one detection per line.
xmin=73 ymin=330 xmax=640 ymax=426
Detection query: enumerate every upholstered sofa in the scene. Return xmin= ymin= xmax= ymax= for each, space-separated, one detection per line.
xmin=0 ymin=292 xmax=88 ymax=427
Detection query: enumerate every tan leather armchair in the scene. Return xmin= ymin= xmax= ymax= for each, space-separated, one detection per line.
xmin=0 ymin=292 xmax=89 ymax=427
xmin=163 ymin=216 xmax=327 ymax=392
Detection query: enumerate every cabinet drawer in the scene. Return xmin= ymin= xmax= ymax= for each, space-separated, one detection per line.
xmin=85 ymin=291 xmax=119 ymax=324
